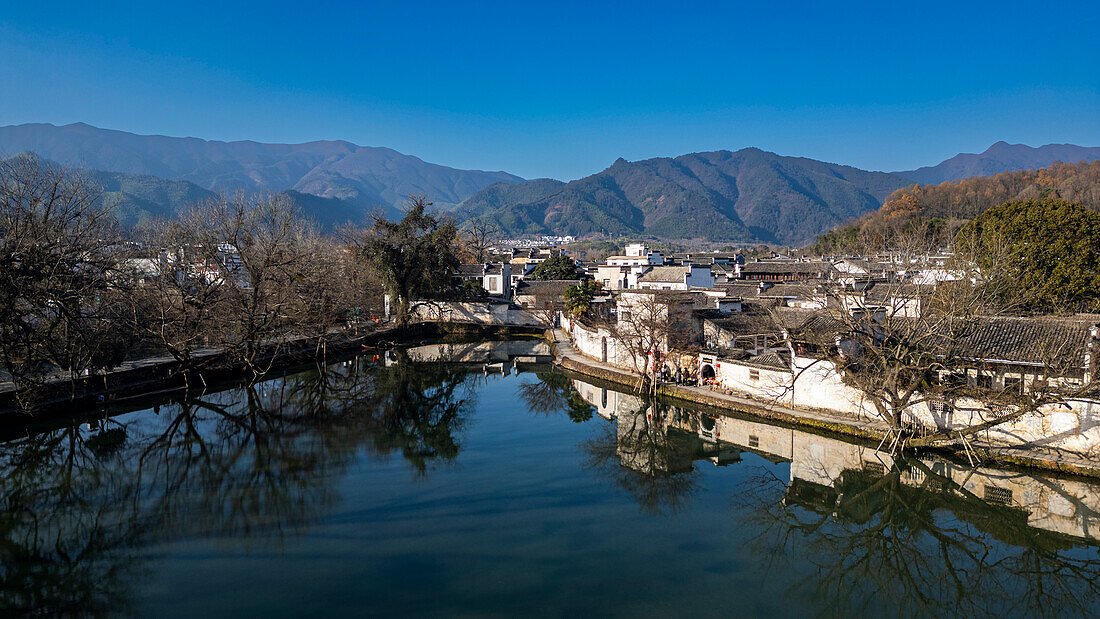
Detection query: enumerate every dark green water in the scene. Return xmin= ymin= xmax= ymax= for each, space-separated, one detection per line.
xmin=3 ymin=345 xmax=1100 ymax=617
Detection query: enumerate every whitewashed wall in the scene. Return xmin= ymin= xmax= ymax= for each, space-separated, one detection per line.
xmin=413 ymin=302 xmax=547 ymax=327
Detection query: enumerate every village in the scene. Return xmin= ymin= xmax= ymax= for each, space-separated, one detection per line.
xmin=438 ymin=241 xmax=1100 ymax=460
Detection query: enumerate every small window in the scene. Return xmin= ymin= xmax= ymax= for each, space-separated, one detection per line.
xmin=748 ymin=435 xmax=759 ymax=448
xmin=977 ymin=374 xmax=992 ymax=390
xmin=864 ymin=461 xmax=885 ymax=476
xmin=1004 ymin=376 xmax=1023 ymax=394
xmin=749 ymin=369 xmax=760 ymax=382
xmin=985 ymin=485 xmax=1013 ymax=505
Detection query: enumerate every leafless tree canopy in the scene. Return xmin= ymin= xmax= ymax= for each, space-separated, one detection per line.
xmin=0 ymin=154 xmax=127 ymax=403
xmin=1 ymin=156 xmax=388 ymax=409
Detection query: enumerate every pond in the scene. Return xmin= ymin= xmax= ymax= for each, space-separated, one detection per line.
xmin=3 ymin=342 xmax=1100 ymax=617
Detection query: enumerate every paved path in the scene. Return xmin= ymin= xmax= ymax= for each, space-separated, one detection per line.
xmin=551 ymin=329 xmax=893 ymax=435
xmin=550 ymin=329 xmax=1100 ymax=477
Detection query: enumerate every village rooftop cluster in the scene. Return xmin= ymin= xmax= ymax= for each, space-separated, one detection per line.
xmin=438 ymin=242 xmax=1100 ymax=457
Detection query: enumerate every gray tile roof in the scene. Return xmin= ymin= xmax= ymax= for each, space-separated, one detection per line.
xmin=638 ymin=266 xmax=690 ymax=283
xmin=957 ymin=317 xmax=1094 ymax=367
xmin=514 ymin=279 xmax=580 ymax=298
xmin=741 ymin=261 xmax=836 ymax=275
xmin=745 ymin=351 xmax=791 ymax=370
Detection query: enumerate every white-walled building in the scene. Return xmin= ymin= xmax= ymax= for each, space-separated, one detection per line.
xmin=637 ymin=265 xmax=715 ymax=291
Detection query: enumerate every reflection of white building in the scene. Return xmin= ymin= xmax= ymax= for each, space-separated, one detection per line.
xmin=689 ymin=400 xmax=1100 ymax=542
xmin=570 ymin=374 xmax=1100 ymax=543
xmin=572 ymin=379 xmax=643 ymax=420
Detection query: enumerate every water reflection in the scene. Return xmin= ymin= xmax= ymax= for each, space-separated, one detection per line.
xmin=581 ymin=402 xmax=706 ymax=514
xmin=2 ymin=346 xmax=1100 ymax=616
xmin=567 ymin=373 xmax=1100 ymax=616
xmin=0 ymin=351 xmax=479 ymax=615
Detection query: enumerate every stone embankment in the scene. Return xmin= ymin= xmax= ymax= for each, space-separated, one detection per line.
xmin=547 ymin=329 xmax=1100 ymax=479
xmin=0 ymin=322 xmax=545 ymax=418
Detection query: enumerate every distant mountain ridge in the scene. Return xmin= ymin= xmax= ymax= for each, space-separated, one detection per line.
xmin=457 ymin=149 xmax=909 ymax=245
xmin=0 ymin=122 xmax=523 ymax=217
xmin=3 ymin=123 xmax=1098 ymax=243
xmin=88 ymin=168 xmax=218 ymax=228
xmin=896 ymin=142 xmax=1100 ymax=185
xmin=6 ymin=155 xmax=395 ymax=232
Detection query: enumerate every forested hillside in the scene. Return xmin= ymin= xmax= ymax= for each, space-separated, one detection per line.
xmin=457 ymin=149 xmax=908 ymax=245
xmin=810 ymin=160 xmax=1100 ymax=254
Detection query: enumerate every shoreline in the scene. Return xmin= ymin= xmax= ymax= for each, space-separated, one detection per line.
xmin=547 ymin=328 xmax=1100 ymax=479
xmin=6 ymin=321 xmax=1099 ymax=481
xmin=0 ymin=322 xmax=546 ymax=420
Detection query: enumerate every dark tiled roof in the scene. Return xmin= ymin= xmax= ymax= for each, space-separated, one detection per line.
xmin=456 ymin=264 xmax=487 ymax=276
xmin=514 ymin=279 xmax=580 ymax=297
xmin=759 ymin=283 xmax=821 ymax=299
xmin=957 ymin=317 xmax=1094 ymax=367
xmin=792 ymin=313 xmax=847 ymax=339
xmin=638 ymin=266 xmax=690 ymax=283
xmin=746 ymin=351 xmax=791 ymax=370
xmin=716 ymin=283 xmax=763 ymax=298
xmin=741 ymin=261 xmax=836 ymax=275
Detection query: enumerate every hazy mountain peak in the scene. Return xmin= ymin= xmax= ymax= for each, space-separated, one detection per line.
xmin=898 ymin=142 xmax=1100 ymax=185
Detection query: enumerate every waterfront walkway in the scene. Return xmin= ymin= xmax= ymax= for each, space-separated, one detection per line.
xmin=549 ymin=329 xmax=1100 ymax=478
xmin=550 ymin=329 xmax=893 ymax=438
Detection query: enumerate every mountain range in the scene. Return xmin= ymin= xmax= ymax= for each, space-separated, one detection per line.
xmin=457 ymin=142 xmax=1100 ymax=245
xmin=1 ymin=123 xmax=1097 ymax=244
xmin=457 ymin=150 xmax=905 ymax=245
xmin=896 ymin=142 xmax=1100 ymax=185
xmin=0 ymin=122 xmax=522 ymax=219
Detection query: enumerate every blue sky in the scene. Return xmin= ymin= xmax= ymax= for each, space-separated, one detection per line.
xmin=1 ymin=1 xmax=1097 ymax=180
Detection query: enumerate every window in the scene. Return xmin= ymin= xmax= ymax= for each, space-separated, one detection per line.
xmin=977 ymin=373 xmax=992 ymax=390
xmin=748 ymin=435 xmax=759 ymax=448
xmin=864 ymin=461 xmax=885 ymax=476
xmin=1004 ymin=376 xmax=1023 ymax=394
xmin=985 ymin=485 xmax=1013 ymax=505
xmin=749 ymin=369 xmax=760 ymax=382
xmin=603 ymin=279 xmax=610 ymax=288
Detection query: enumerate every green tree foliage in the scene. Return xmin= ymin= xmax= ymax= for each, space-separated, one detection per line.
xmin=529 ymin=255 xmax=579 ymax=280
xmin=956 ymin=199 xmax=1100 ymax=311
xmin=564 ymin=280 xmax=600 ymax=317
xmin=353 ymin=195 xmax=459 ymax=325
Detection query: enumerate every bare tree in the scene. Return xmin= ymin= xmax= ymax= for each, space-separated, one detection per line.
xmin=772 ymin=237 xmax=1097 ymax=454
xmin=603 ymin=291 xmax=699 ymax=394
xmin=0 ymin=154 xmax=130 ymax=406
xmin=126 ymin=217 xmax=231 ymax=383
xmin=460 ymin=218 xmax=501 ymax=263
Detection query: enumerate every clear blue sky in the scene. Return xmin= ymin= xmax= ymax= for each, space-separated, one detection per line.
xmin=1 ymin=1 xmax=1098 ymax=180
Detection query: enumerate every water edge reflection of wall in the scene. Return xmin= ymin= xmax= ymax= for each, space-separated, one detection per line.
xmin=571 ymin=378 xmax=1100 ymax=543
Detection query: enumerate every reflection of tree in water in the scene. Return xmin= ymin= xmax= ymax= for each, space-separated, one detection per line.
xmin=519 ymin=369 xmax=594 ymax=422
xmin=0 ymin=351 xmax=477 ymax=614
xmin=583 ymin=401 xmax=701 ymax=514
xmin=362 ymin=350 xmax=476 ymax=474
xmin=0 ymin=424 xmax=143 ymax=615
xmin=744 ymin=459 xmax=1100 ymax=617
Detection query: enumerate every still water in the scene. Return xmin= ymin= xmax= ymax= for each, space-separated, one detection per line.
xmin=4 ymin=342 xmax=1100 ymax=617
